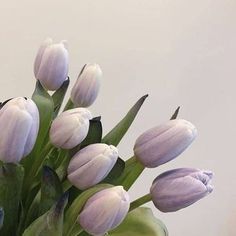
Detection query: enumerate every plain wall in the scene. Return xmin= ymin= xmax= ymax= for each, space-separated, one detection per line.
xmin=0 ymin=1 xmax=235 ymax=235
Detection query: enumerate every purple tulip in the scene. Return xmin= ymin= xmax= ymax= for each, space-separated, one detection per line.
xmin=134 ymin=119 xmax=197 ymax=168
xmin=67 ymin=143 xmax=118 ymax=189
xmin=49 ymin=108 xmax=92 ymax=149
xmin=0 ymin=97 xmax=39 ymax=163
xmin=79 ymin=186 xmax=130 ymax=235
xmin=71 ymin=63 xmax=102 ymax=107
xmin=34 ymin=38 xmax=69 ymax=91
xmin=150 ymin=168 xmax=213 ymax=212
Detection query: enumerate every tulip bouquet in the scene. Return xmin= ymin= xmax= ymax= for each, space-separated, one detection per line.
xmin=0 ymin=38 xmax=213 ymax=236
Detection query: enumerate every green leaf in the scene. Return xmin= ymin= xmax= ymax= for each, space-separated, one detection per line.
xmin=39 ymin=166 xmax=63 ymax=215
xmin=0 ymin=163 xmax=24 ymax=236
xmin=170 ymin=106 xmax=180 ymax=120
xmin=0 ymin=208 xmax=4 ymax=230
xmin=109 ymin=207 xmax=168 ymax=236
xmin=30 ymin=81 xmax=54 ymax=155
xmin=64 ymin=184 xmax=112 ymax=236
xmin=103 ymin=157 xmax=125 ymax=184
xmin=102 ymin=95 xmax=148 ymax=146
xmin=23 ymin=192 xmax=68 ymax=236
xmin=52 ymin=78 xmax=70 ymax=118
xmin=70 ymin=117 xmax=102 ymax=157
xmin=80 ymin=117 xmax=102 ymax=149
xmin=22 ymin=81 xmax=54 ymax=200
xmin=23 ymin=166 xmax=63 ymax=231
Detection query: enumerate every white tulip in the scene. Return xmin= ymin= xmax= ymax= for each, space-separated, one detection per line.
xmin=71 ymin=63 xmax=102 ymax=107
xmin=79 ymin=186 xmax=130 ymax=236
xmin=49 ymin=108 xmax=92 ymax=149
xmin=34 ymin=38 xmax=69 ymax=91
xmin=0 ymin=97 xmax=39 ymax=163
xmin=134 ymin=119 xmax=197 ymax=168
xmin=67 ymin=143 xmax=118 ymax=189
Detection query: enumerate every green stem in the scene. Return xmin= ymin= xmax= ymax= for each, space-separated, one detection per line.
xmin=115 ymin=156 xmax=145 ymax=190
xmin=129 ymin=194 xmax=152 ymax=211
xmin=63 ymin=98 xmax=74 ymax=111
xmin=29 ymin=142 xmax=54 ymax=178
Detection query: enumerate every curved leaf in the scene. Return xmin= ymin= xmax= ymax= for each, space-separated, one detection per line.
xmin=39 ymin=166 xmax=63 ymax=215
xmin=22 ymin=81 xmax=54 ymax=200
xmin=52 ymin=78 xmax=70 ymax=118
xmin=23 ymin=192 xmax=68 ymax=236
xmin=0 ymin=163 xmax=24 ymax=235
xmin=102 ymin=95 xmax=148 ymax=146
xmin=110 ymin=207 xmax=168 ymax=236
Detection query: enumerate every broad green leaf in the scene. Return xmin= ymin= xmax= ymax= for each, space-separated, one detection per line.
xmin=30 ymin=81 xmax=54 ymax=156
xmin=0 ymin=163 xmax=24 ymax=236
xmin=23 ymin=192 xmax=68 ymax=236
xmin=70 ymin=117 xmax=102 ymax=157
xmin=64 ymin=184 xmax=112 ymax=236
xmin=109 ymin=207 xmax=168 ymax=236
xmin=103 ymin=157 xmax=125 ymax=184
xmin=23 ymin=166 xmax=63 ymax=230
xmin=102 ymin=95 xmax=148 ymax=146
xmin=39 ymin=166 xmax=63 ymax=215
xmin=170 ymin=106 xmax=180 ymax=120
xmin=52 ymin=78 xmax=70 ymax=118
xmin=80 ymin=117 xmax=103 ymax=149
xmin=22 ymin=81 xmax=54 ymax=199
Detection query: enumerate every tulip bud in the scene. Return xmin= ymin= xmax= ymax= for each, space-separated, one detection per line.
xmin=150 ymin=168 xmax=213 ymax=212
xmin=67 ymin=143 xmax=118 ymax=189
xmin=79 ymin=186 xmax=130 ymax=235
xmin=71 ymin=63 xmax=102 ymax=107
xmin=134 ymin=119 xmax=197 ymax=168
xmin=0 ymin=97 xmax=39 ymax=163
xmin=34 ymin=38 xmax=69 ymax=91
xmin=49 ymin=108 xmax=92 ymax=149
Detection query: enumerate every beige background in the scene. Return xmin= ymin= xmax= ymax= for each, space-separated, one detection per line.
xmin=0 ymin=0 xmax=235 ymax=235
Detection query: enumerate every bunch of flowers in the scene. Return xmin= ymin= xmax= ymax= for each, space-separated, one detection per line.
xmin=0 ymin=38 xmax=213 ymax=236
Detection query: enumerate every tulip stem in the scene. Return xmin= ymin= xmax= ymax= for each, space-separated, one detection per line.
xmin=64 ymin=98 xmax=74 ymax=111
xmin=115 ymin=156 xmax=145 ymax=191
xmin=129 ymin=194 xmax=152 ymax=211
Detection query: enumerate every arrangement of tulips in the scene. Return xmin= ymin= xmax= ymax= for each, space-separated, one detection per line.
xmin=0 ymin=38 xmax=213 ymax=236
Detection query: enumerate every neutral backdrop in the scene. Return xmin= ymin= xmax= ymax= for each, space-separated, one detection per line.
xmin=0 ymin=1 xmax=235 ymax=235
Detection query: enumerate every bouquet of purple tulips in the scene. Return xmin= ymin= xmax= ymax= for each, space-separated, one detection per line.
xmin=0 ymin=38 xmax=213 ymax=236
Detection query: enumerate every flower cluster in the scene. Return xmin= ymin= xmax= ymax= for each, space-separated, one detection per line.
xmin=0 ymin=38 xmax=213 ymax=236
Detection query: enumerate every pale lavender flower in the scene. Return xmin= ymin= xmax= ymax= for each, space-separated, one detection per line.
xmin=150 ymin=168 xmax=213 ymax=212
xmin=134 ymin=119 xmax=197 ymax=168
xmin=79 ymin=186 xmax=130 ymax=236
xmin=71 ymin=63 xmax=102 ymax=107
xmin=34 ymin=38 xmax=69 ymax=91
xmin=67 ymin=143 xmax=118 ymax=189
xmin=49 ymin=108 xmax=92 ymax=149
xmin=0 ymin=97 xmax=39 ymax=163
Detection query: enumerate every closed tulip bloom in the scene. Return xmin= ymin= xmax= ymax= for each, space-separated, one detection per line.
xmin=150 ymin=168 xmax=213 ymax=212
xmin=49 ymin=108 xmax=92 ymax=149
xmin=0 ymin=97 xmax=39 ymax=163
xmin=134 ymin=119 xmax=197 ymax=168
xmin=34 ymin=38 xmax=69 ymax=91
xmin=67 ymin=143 xmax=118 ymax=189
xmin=79 ymin=186 xmax=130 ymax=236
xmin=71 ymin=63 xmax=102 ymax=107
